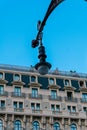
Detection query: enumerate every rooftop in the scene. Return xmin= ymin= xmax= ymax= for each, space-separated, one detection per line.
xmin=0 ymin=64 xmax=87 ymax=79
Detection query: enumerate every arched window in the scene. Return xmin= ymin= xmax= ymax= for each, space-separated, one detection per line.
xmin=32 ymin=121 xmax=40 ymax=130
xmin=0 ymin=119 xmax=3 ymax=130
xmin=70 ymin=123 xmax=77 ymax=130
xmin=14 ymin=120 xmax=22 ymax=130
xmin=53 ymin=122 xmax=60 ymax=130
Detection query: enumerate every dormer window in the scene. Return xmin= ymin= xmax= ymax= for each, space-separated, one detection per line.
xmin=14 ymin=74 xmax=20 ymax=81
xmin=65 ymin=79 xmax=70 ymax=86
xmin=49 ymin=78 xmax=54 ymax=85
xmin=31 ymin=76 xmax=36 ymax=82
xmin=0 ymin=72 xmax=3 ymax=79
xmin=79 ymin=81 xmax=84 ymax=87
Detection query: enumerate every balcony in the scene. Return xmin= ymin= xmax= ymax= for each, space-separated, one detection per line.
xmin=69 ymin=112 xmax=79 ymax=116
xmin=29 ymin=94 xmax=42 ymax=99
xmin=32 ymin=109 xmax=42 ymax=114
xmin=52 ymin=110 xmax=62 ymax=115
xmin=0 ymin=91 xmax=8 ymax=97
xmin=14 ymin=108 xmax=24 ymax=112
xmin=0 ymin=107 xmax=6 ymax=111
xmin=12 ymin=92 xmax=25 ymax=98
xmin=65 ymin=97 xmax=78 ymax=102
xmin=81 ymin=98 xmax=87 ymax=103
xmin=49 ymin=95 xmax=62 ymax=101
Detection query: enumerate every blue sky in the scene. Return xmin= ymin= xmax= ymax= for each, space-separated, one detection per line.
xmin=0 ymin=0 xmax=87 ymax=73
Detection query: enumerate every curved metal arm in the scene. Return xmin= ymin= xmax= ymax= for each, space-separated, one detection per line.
xmin=32 ymin=0 xmax=64 ymax=48
xmin=36 ymin=0 xmax=64 ymax=40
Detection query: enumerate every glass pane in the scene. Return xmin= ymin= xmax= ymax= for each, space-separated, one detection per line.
xmin=0 ymin=120 xmax=3 ymax=130
xmin=0 ymin=85 xmax=4 ymax=94
xmin=65 ymin=80 xmax=69 ymax=86
xmin=49 ymin=78 xmax=54 ymax=84
xmin=31 ymin=103 xmax=35 ymax=110
xmin=1 ymin=101 xmax=5 ymax=107
xmin=0 ymin=73 xmax=3 ymax=79
xmin=70 ymin=124 xmax=77 ymax=130
xmin=32 ymin=88 xmax=38 ymax=97
xmin=36 ymin=104 xmax=40 ymax=110
xmin=14 ymin=120 xmax=22 ymax=130
xmin=31 ymin=76 xmax=36 ymax=82
xmin=51 ymin=105 xmax=55 ymax=111
xmin=19 ymin=102 xmax=23 ymax=108
xmin=14 ymin=102 xmax=17 ymax=108
xmin=51 ymin=90 xmax=57 ymax=99
xmin=33 ymin=121 xmax=40 ymax=130
xmin=14 ymin=74 xmax=20 ymax=81
xmin=53 ymin=122 xmax=60 ymax=130
xmin=14 ymin=87 xmax=21 ymax=96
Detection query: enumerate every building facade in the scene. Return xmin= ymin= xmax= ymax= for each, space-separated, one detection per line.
xmin=0 ymin=64 xmax=87 ymax=130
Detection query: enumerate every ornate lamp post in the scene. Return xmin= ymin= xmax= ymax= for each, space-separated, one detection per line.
xmin=32 ymin=0 xmax=64 ymax=75
xmin=31 ymin=0 xmax=86 ymax=75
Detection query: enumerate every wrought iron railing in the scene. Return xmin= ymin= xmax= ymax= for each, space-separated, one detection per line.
xmin=12 ymin=92 xmax=25 ymax=98
xmin=0 ymin=91 xmax=8 ymax=96
xmin=49 ymin=95 xmax=62 ymax=101
xmin=65 ymin=97 xmax=78 ymax=102
xmin=29 ymin=94 xmax=42 ymax=99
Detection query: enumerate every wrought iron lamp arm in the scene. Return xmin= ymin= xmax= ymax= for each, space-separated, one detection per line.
xmin=36 ymin=0 xmax=64 ymax=41
xmin=32 ymin=0 xmax=64 ymax=48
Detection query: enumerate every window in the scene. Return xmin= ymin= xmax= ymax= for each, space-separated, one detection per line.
xmin=13 ymin=102 xmax=23 ymax=109
xmin=32 ymin=88 xmax=38 ymax=98
xmin=51 ymin=90 xmax=57 ymax=99
xmin=14 ymin=120 xmax=22 ymax=130
xmin=67 ymin=106 xmax=76 ymax=113
xmin=14 ymin=74 xmax=20 ymax=81
xmin=0 ymin=85 xmax=4 ymax=95
xmin=82 ymin=93 xmax=87 ymax=102
xmin=51 ymin=105 xmax=55 ymax=111
xmin=70 ymin=123 xmax=77 ymax=130
xmin=0 ymin=119 xmax=3 ymax=130
xmin=31 ymin=103 xmax=35 ymax=110
xmin=51 ymin=104 xmax=60 ymax=112
xmin=67 ymin=92 xmax=72 ymax=100
xmin=83 ymin=107 xmax=87 ymax=112
xmin=31 ymin=103 xmax=40 ymax=110
xmin=31 ymin=76 xmax=36 ymax=82
xmin=53 ymin=122 xmax=60 ymax=130
xmin=72 ymin=106 xmax=76 ymax=112
xmin=49 ymin=78 xmax=54 ymax=84
xmin=0 ymin=101 xmax=5 ymax=108
xmin=14 ymin=87 xmax=21 ymax=96
xmin=36 ymin=104 xmax=40 ymax=110
xmin=56 ymin=105 xmax=60 ymax=111
xmin=67 ymin=106 xmax=71 ymax=112
xmin=79 ymin=81 xmax=84 ymax=87
xmin=32 ymin=121 xmax=40 ymax=130
xmin=0 ymin=73 xmax=3 ymax=79
xmin=65 ymin=79 xmax=70 ymax=86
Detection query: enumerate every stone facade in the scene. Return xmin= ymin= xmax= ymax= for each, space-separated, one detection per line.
xmin=0 ymin=64 xmax=87 ymax=130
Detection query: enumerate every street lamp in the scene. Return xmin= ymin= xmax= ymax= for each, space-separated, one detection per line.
xmin=31 ymin=0 xmax=64 ymax=75
xmin=31 ymin=0 xmax=86 ymax=75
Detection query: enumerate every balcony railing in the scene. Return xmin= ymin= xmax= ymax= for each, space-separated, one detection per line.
xmin=0 ymin=91 xmax=8 ymax=96
xmin=81 ymin=98 xmax=87 ymax=103
xmin=69 ymin=112 xmax=79 ymax=116
xmin=12 ymin=92 xmax=25 ymax=98
xmin=0 ymin=107 xmax=6 ymax=111
xmin=29 ymin=94 xmax=42 ymax=99
xmin=52 ymin=110 xmax=62 ymax=115
xmin=65 ymin=97 xmax=78 ymax=102
xmin=32 ymin=109 xmax=42 ymax=114
xmin=49 ymin=95 xmax=62 ymax=101
xmin=14 ymin=108 xmax=24 ymax=112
